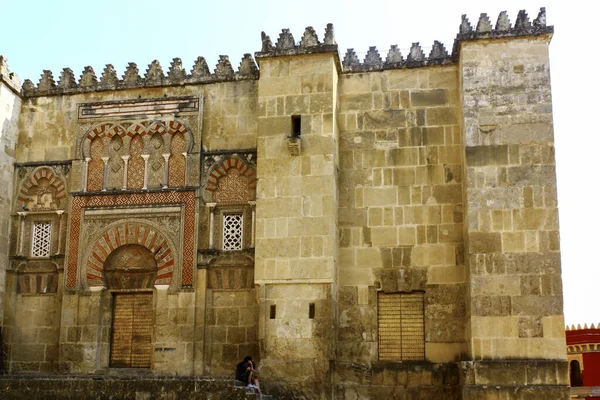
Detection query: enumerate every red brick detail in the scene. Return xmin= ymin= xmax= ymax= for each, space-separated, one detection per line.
xmin=86 ymin=222 xmax=175 ymax=288
xmin=205 ymin=157 xmax=257 ymax=201
xmin=67 ymin=191 xmax=196 ymax=289
xmin=18 ymin=167 xmax=67 ymax=202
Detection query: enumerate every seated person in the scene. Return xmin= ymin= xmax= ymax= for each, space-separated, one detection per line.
xmin=235 ymin=356 xmax=261 ymax=393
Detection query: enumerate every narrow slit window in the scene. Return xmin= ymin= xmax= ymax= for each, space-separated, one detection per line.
xmin=291 ymin=115 xmax=301 ymax=138
xmin=309 ymin=303 xmax=315 ymax=319
xmin=31 ymin=222 xmax=52 ymax=257
xmin=270 ymin=304 xmax=276 ymax=319
xmin=222 ymin=213 xmax=243 ymax=251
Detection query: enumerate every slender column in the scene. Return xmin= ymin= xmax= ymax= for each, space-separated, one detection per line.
xmin=16 ymin=212 xmax=26 ymax=256
xmin=207 ymin=203 xmax=216 ymax=250
xmin=121 ymin=155 xmax=130 ymax=190
xmin=182 ymin=152 xmax=188 ymax=186
xmin=82 ymin=157 xmax=91 ymax=192
xmin=162 ymin=153 xmax=170 ymax=188
xmin=141 ymin=154 xmax=150 ymax=190
xmin=101 ymin=157 xmax=109 ymax=191
xmin=55 ymin=210 xmax=65 ymax=255
xmin=249 ymin=201 xmax=256 ymax=248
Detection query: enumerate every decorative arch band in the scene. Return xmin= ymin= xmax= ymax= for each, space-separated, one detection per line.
xmin=86 ymin=222 xmax=174 ymax=288
xmin=17 ymin=167 xmax=67 ymax=204
xmin=205 ymin=157 xmax=257 ymax=194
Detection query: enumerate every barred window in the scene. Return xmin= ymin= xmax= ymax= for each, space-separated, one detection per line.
xmin=222 ymin=213 xmax=243 ymax=251
xmin=378 ymin=292 xmax=425 ymax=361
xmin=32 ymin=222 xmax=52 ymax=257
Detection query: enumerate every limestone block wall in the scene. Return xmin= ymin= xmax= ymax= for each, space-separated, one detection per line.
xmin=337 ymin=65 xmax=466 ymax=365
xmin=2 ymin=280 xmax=62 ymax=373
xmin=254 ymin=52 xmax=339 ymax=397
xmin=16 ymin=81 xmax=258 ymax=163
xmin=460 ymin=36 xmax=566 ymax=361
xmin=0 ymin=78 xmax=20 ymax=326
xmin=204 ymin=289 xmax=258 ymax=375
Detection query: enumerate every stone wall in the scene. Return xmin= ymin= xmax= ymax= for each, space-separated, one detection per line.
xmin=0 ymin=376 xmax=259 ymax=400
xmin=254 ymin=51 xmax=339 ymax=399
xmin=337 ymin=64 xmax=467 ymax=366
xmin=0 ymin=72 xmax=20 ymax=327
xmin=460 ymin=36 xmax=565 ymax=360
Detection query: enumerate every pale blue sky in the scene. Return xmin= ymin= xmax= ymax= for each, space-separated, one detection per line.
xmin=1 ymin=0 xmax=596 ymax=327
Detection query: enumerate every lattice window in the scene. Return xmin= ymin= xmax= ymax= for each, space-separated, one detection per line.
xmin=378 ymin=292 xmax=425 ymax=361
xmin=222 ymin=213 xmax=243 ymax=251
xmin=31 ymin=222 xmax=52 ymax=257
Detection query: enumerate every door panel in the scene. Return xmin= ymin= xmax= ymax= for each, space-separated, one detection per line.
xmin=110 ymin=292 xmax=153 ymax=368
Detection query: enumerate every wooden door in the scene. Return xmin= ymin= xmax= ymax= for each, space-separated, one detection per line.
xmin=110 ymin=292 xmax=153 ymax=368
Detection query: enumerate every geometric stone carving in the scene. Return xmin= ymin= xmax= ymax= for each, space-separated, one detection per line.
xmin=18 ymin=167 xmax=67 ymax=211
xmin=222 ymin=213 xmax=243 ymax=251
xmin=206 ymin=157 xmax=257 ymax=203
xmin=31 ymin=222 xmax=52 ymax=257
xmin=127 ymin=134 xmax=145 ymax=190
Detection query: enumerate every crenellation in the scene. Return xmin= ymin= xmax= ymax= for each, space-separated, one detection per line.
xmin=99 ymin=64 xmax=118 ymax=89
xmin=57 ymin=68 xmax=76 ymax=90
xmin=476 ymin=13 xmax=492 ymax=34
xmin=496 ymin=11 xmax=512 ymax=31
xmin=460 ymin=14 xmax=473 ymax=35
xmin=122 ymin=62 xmax=141 ymax=87
xmin=300 ymin=26 xmax=320 ymax=48
xmin=37 ymin=70 xmax=56 ymax=92
xmin=190 ymin=56 xmax=211 ymax=79
xmin=167 ymin=57 xmax=186 ymax=83
xmin=260 ymin=31 xmax=274 ymax=53
xmin=385 ymin=45 xmax=403 ymax=67
xmin=79 ymin=66 xmax=98 ymax=88
xmin=515 ymin=9 xmax=532 ymax=31
xmin=214 ymin=55 xmax=235 ymax=79
xmin=363 ymin=46 xmax=383 ymax=69
xmin=324 ymin=23 xmax=336 ymax=45
xmin=342 ymin=48 xmax=361 ymax=70
xmin=0 ymin=56 xmax=21 ymax=92
xmin=144 ymin=60 xmax=165 ymax=86
xmin=275 ymin=28 xmax=296 ymax=50
xmin=406 ymin=42 xmax=426 ymax=67
xmin=428 ymin=41 xmax=450 ymax=65
xmin=237 ymin=54 xmax=259 ymax=79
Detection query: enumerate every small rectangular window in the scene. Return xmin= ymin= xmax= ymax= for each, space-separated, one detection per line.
xmin=291 ymin=115 xmax=301 ymax=138
xmin=270 ymin=304 xmax=276 ymax=319
xmin=309 ymin=303 xmax=315 ymax=319
xmin=378 ymin=292 xmax=425 ymax=361
xmin=222 ymin=213 xmax=243 ymax=251
xmin=32 ymin=222 xmax=52 ymax=257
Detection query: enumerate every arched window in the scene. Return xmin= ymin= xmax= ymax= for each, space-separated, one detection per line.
xmin=570 ymin=360 xmax=583 ymax=387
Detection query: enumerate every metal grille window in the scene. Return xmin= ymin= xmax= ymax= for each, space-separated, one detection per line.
xmin=222 ymin=213 xmax=243 ymax=250
xmin=378 ymin=292 xmax=425 ymax=361
xmin=31 ymin=222 xmax=52 ymax=257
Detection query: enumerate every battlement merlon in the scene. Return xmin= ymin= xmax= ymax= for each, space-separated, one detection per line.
xmin=6 ymin=7 xmax=553 ymax=98
xmin=0 ymin=56 xmax=22 ymax=94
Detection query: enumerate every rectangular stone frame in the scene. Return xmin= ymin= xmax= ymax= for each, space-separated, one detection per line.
xmin=66 ymin=190 xmax=196 ymax=289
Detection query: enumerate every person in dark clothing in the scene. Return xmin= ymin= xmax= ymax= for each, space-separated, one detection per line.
xmin=235 ymin=356 xmax=261 ymax=393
